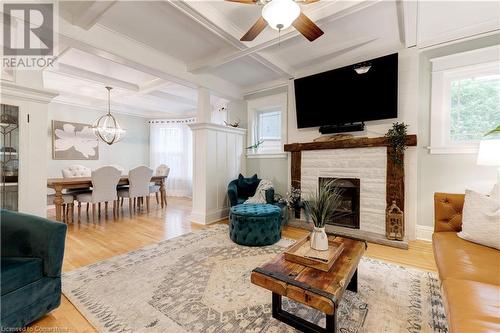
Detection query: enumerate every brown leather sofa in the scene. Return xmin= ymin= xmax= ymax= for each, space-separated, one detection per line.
xmin=433 ymin=193 xmax=500 ymax=333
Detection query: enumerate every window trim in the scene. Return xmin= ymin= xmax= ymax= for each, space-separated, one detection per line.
xmin=247 ymin=93 xmax=288 ymax=158
xmin=429 ymin=45 xmax=500 ymax=154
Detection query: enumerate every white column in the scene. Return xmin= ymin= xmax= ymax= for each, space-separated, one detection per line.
xmin=189 ymin=122 xmax=246 ymax=225
xmin=196 ymin=87 xmax=211 ymax=123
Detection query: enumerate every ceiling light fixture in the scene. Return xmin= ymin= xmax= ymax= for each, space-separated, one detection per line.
xmin=261 ymin=0 xmax=300 ymax=31
xmin=92 ymin=87 xmax=125 ymax=145
xmin=354 ymin=63 xmax=372 ymax=75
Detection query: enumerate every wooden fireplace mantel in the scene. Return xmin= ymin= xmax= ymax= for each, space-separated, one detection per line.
xmin=284 ymin=134 xmax=417 ymax=152
xmin=287 ymin=134 xmax=417 ymax=229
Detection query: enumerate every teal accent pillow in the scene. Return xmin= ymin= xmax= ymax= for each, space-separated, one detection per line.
xmin=237 ymin=174 xmax=260 ymax=198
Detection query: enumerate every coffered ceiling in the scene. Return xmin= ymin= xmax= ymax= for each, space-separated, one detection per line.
xmin=40 ymin=0 xmax=498 ymax=118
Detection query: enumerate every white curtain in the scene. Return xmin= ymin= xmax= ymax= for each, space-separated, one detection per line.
xmin=149 ymin=119 xmax=194 ymax=197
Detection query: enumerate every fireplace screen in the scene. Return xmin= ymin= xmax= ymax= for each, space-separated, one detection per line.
xmin=319 ymin=177 xmax=360 ymax=229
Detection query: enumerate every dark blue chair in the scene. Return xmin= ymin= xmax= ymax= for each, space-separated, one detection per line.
xmin=1 ymin=210 xmax=67 ymax=330
xmin=227 ymin=174 xmax=275 ymax=207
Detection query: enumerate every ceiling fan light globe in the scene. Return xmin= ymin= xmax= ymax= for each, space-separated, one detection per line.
xmin=262 ymin=0 xmax=300 ymax=31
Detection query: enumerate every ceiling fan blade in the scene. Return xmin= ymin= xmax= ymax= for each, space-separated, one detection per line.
xmin=225 ymin=0 xmax=257 ymax=4
xmin=240 ymin=17 xmax=268 ymax=41
xmin=301 ymin=0 xmax=320 ymax=3
xmin=292 ymin=13 xmax=324 ymax=41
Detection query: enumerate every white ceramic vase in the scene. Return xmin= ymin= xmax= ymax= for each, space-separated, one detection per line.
xmin=310 ymin=226 xmax=329 ymax=251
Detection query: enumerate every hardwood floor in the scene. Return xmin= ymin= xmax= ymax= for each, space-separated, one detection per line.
xmin=31 ymin=197 xmax=436 ymax=332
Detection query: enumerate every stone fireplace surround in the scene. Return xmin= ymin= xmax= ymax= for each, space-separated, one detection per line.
xmin=284 ymin=135 xmax=417 ymax=249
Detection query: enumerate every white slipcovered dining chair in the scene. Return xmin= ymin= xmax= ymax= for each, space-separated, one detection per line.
xmin=150 ymin=164 xmax=170 ymax=206
xmin=76 ymin=166 xmax=121 ymax=221
xmin=61 ymin=165 xmax=92 ymax=196
xmin=108 ymin=165 xmax=125 ymax=175
xmin=118 ymin=166 xmax=153 ymax=214
xmin=61 ymin=165 xmax=91 ymax=178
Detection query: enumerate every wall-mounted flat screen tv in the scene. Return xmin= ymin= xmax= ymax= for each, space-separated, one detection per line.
xmin=294 ymin=53 xmax=398 ymax=129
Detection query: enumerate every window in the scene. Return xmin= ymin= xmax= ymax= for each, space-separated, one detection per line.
xmin=450 ymin=75 xmax=500 ymax=142
xmin=429 ymin=46 xmax=500 ymax=154
xmin=247 ymin=93 xmax=287 ymax=157
xmin=149 ymin=119 xmax=194 ymax=197
xmin=258 ymin=109 xmax=281 ymax=140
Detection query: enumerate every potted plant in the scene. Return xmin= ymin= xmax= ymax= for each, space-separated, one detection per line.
xmin=303 ymin=180 xmax=343 ymax=251
xmin=276 ymin=186 xmax=302 ymax=221
xmin=385 ymin=122 xmax=408 ymax=165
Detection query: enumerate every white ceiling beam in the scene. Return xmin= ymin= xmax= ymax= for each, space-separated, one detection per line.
xmin=148 ymin=91 xmax=197 ymax=107
xmin=243 ymin=78 xmax=289 ymax=96
xmin=137 ymin=78 xmax=174 ymax=95
xmin=52 ymin=92 xmax=181 ymax=119
xmin=70 ymin=1 xmax=117 ymax=30
xmin=188 ymin=0 xmax=382 ymax=74
xmin=47 ymin=63 xmax=140 ymax=92
xmin=397 ymin=0 xmax=418 ymax=48
xmin=57 ymin=17 xmax=243 ymax=100
xmin=293 ymin=37 xmax=379 ymax=78
xmin=164 ymin=0 xmax=294 ymax=77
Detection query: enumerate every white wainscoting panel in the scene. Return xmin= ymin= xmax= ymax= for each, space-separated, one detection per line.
xmin=189 ymin=123 xmax=246 ymax=224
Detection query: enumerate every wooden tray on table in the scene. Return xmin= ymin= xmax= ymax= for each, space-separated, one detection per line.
xmin=284 ymin=235 xmax=344 ymax=272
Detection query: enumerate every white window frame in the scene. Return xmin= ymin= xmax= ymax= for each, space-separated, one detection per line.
xmin=429 ymin=45 xmax=500 ymax=154
xmin=247 ymin=93 xmax=287 ymax=158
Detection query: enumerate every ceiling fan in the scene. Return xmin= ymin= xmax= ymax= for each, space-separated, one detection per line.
xmin=226 ymin=0 xmax=324 ymax=42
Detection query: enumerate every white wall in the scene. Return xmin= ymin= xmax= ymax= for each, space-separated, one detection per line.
xmin=285 ymin=49 xmax=420 ymax=240
xmin=417 ymin=35 xmax=500 ymax=233
xmin=47 ymin=103 xmax=149 ymax=178
xmin=245 ymin=86 xmax=289 ymax=195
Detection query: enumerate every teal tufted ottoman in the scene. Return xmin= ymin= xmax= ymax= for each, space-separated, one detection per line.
xmin=229 ymin=204 xmax=282 ymax=246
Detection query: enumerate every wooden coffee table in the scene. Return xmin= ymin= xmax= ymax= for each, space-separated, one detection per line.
xmin=251 ymin=235 xmax=366 ymax=333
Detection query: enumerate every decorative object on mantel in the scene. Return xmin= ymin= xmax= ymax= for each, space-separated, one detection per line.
xmin=303 ymin=180 xmax=344 ymax=251
xmin=386 ymin=200 xmax=404 ymax=241
xmin=224 ymin=120 xmax=240 ymax=128
xmin=313 ymin=133 xmax=355 ymax=143
xmin=92 ymin=86 xmax=125 ymax=145
xmin=284 ymin=235 xmax=344 ymax=271
xmin=385 ymin=122 xmax=409 ymax=165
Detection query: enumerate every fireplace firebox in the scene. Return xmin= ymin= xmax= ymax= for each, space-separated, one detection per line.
xmin=319 ymin=177 xmax=360 ymax=229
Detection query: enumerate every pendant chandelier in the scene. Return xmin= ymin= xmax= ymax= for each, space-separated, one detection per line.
xmin=92 ymin=86 xmax=125 ymax=145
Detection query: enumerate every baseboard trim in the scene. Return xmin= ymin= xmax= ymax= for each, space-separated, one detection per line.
xmin=190 ymin=208 xmax=229 ymax=225
xmin=416 ymin=225 xmax=433 ymax=242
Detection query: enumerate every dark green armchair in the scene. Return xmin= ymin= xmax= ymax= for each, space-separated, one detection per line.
xmin=228 ymin=174 xmax=275 ymax=207
xmin=1 ymin=210 xmax=67 ymax=330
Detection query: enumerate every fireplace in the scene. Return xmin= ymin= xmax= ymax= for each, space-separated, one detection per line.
xmin=319 ymin=177 xmax=360 ymax=229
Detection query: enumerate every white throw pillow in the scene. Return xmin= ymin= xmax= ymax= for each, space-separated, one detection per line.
xmin=458 ymin=189 xmax=500 ymax=250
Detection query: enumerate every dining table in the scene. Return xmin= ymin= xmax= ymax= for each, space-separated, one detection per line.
xmin=47 ymin=175 xmax=168 ymax=222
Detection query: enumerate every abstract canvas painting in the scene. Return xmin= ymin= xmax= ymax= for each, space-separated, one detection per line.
xmin=52 ymin=120 xmax=99 ymax=160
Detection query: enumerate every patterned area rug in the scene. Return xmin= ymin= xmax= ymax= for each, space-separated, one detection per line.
xmin=62 ymin=225 xmax=448 ymax=333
